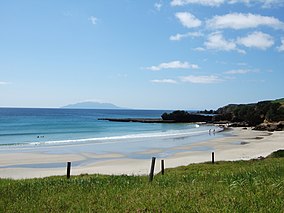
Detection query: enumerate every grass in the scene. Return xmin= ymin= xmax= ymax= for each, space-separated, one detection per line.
xmin=1 ymin=152 xmax=284 ymax=212
xmin=273 ymin=98 xmax=284 ymax=105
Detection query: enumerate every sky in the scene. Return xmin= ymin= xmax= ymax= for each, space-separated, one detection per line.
xmin=0 ymin=0 xmax=284 ymax=110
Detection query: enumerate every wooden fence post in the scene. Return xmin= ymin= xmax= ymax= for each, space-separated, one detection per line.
xmin=212 ymin=152 xmax=215 ymax=164
xmin=149 ymin=157 xmax=156 ymax=182
xmin=161 ymin=160 xmax=165 ymax=175
xmin=67 ymin=162 xmax=71 ymax=179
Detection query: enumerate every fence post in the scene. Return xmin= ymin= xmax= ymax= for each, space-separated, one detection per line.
xmin=161 ymin=160 xmax=165 ymax=175
xmin=212 ymin=152 xmax=215 ymax=164
xmin=149 ymin=157 xmax=156 ymax=182
xmin=67 ymin=162 xmax=71 ymax=179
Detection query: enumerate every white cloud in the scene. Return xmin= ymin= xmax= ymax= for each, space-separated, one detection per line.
xmin=145 ymin=60 xmax=199 ymax=71
xmin=237 ymin=31 xmax=274 ymax=50
xmin=171 ymin=0 xmax=284 ymax=7
xmin=151 ymin=79 xmax=177 ymax=84
xmin=277 ymin=37 xmax=284 ymax=52
xmin=169 ymin=32 xmax=203 ymax=41
xmin=89 ymin=16 xmax=98 ymax=25
xmin=202 ymin=31 xmax=274 ymax=53
xmin=228 ymin=0 xmax=283 ymax=7
xmin=193 ymin=47 xmax=206 ymax=51
xmin=169 ymin=33 xmax=186 ymax=41
xmin=224 ymin=69 xmax=254 ymax=74
xmin=203 ymin=31 xmax=276 ymax=53
xmin=171 ymin=0 xmax=224 ymax=7
xmin=206 ymin=13 xmax=284 ymax=30
xmin=204 ymin=32 xmax=238 ymax=51
xmin=189 ymin=64 xmax=199 ymax=69
xmin=0 ymin=81 xmax=10 ymax=85
xmin=180 ymin=75 xmax=222 ymax=83
xmin=154 ymin=2 xmax=163 ymax=11
xmin=227 ymin=0 xmax=250 ymax=4
xmin=175 ymin=12 xmax=202 ymax=28
xmin=258 ymin=0 xmax=284 ymax=8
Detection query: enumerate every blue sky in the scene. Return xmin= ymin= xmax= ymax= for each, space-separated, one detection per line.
xmin=0 ymin=0 xmax=284 ymax=110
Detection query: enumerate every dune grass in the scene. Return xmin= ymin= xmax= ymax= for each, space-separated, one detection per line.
xmin=1 ymin=153 xmax=284 ymax=212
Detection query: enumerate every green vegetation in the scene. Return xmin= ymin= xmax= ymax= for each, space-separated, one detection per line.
xmin=267 ymin=149 xmax=284 ymax=158
xmin=163 ymin=99 xmax=284 ymax=126
xmin=1 ymin=153 xmax=284 ymax=212
xmin=273 ymin=98 xmax=284 ymax=105
xmin=215 ymin=100 xmax=284 ymax=125
xmin=161 ymin=110 xmax=212 ymax=122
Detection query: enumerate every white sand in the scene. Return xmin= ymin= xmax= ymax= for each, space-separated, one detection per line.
xmin=0 ymin=127 xmax=283 ymax=179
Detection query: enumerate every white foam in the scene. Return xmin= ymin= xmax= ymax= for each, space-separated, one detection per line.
xmin=28 ymin=128 xmax=213 ymax=146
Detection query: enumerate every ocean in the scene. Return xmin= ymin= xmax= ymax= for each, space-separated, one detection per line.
xmin=0 ymin=108 xmax=222 ymax=159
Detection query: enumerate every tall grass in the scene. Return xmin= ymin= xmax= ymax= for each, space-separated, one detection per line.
xmin=0 ymin=157 xmax=283 ymax=212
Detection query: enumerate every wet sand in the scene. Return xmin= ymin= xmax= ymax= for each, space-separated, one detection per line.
xmin=0 ymin=127 xmax=283 ymax=179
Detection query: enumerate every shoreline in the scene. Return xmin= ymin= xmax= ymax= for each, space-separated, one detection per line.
xmin=0 ymin=127 xmax=283 ymax=179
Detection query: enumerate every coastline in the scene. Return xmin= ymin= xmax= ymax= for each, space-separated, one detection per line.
xmin=0 ymin=127 xmax=283 ymax=179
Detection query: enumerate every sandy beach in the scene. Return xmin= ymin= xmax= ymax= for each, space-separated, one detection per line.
xmin=0 ymin=127 xmax=283 ymax=179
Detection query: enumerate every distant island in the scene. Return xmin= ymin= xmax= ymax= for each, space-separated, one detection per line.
xmin=62 ymin=101 xmax=122 ymax=109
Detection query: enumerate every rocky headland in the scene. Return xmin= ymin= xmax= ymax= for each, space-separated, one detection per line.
xmin=100 ymin=98 xmax=284 ymax=131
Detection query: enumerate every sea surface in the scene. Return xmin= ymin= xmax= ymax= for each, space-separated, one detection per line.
xmin=0 ymin=108 xmax=223 ymax=159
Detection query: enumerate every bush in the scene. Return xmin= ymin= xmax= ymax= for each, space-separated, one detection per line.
xmin=161 ymin=111 xmax=212 ymax=122
xmin=214 ymin=100 xmax=284 ymax=125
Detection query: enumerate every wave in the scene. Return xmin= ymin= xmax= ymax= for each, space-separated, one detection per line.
xmin=26 ymin=126 xmax=222 ymax=146
xmin=0 ymin=126 xmax=223 ymax=147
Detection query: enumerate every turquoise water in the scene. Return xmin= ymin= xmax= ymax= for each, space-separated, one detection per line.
xmin=0 ymin=108 xmax=223 ymax=158
xmin=0 ymin=108 xmax=169 ymax=145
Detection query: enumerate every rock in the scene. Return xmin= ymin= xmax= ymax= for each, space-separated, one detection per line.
xmin=229 ymin=122 xmax=249 ymax=127
xmin=253 ymin=121 xmax=284 ymax=131
xmin=98 ymin=118 xmax=176 ymax=123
